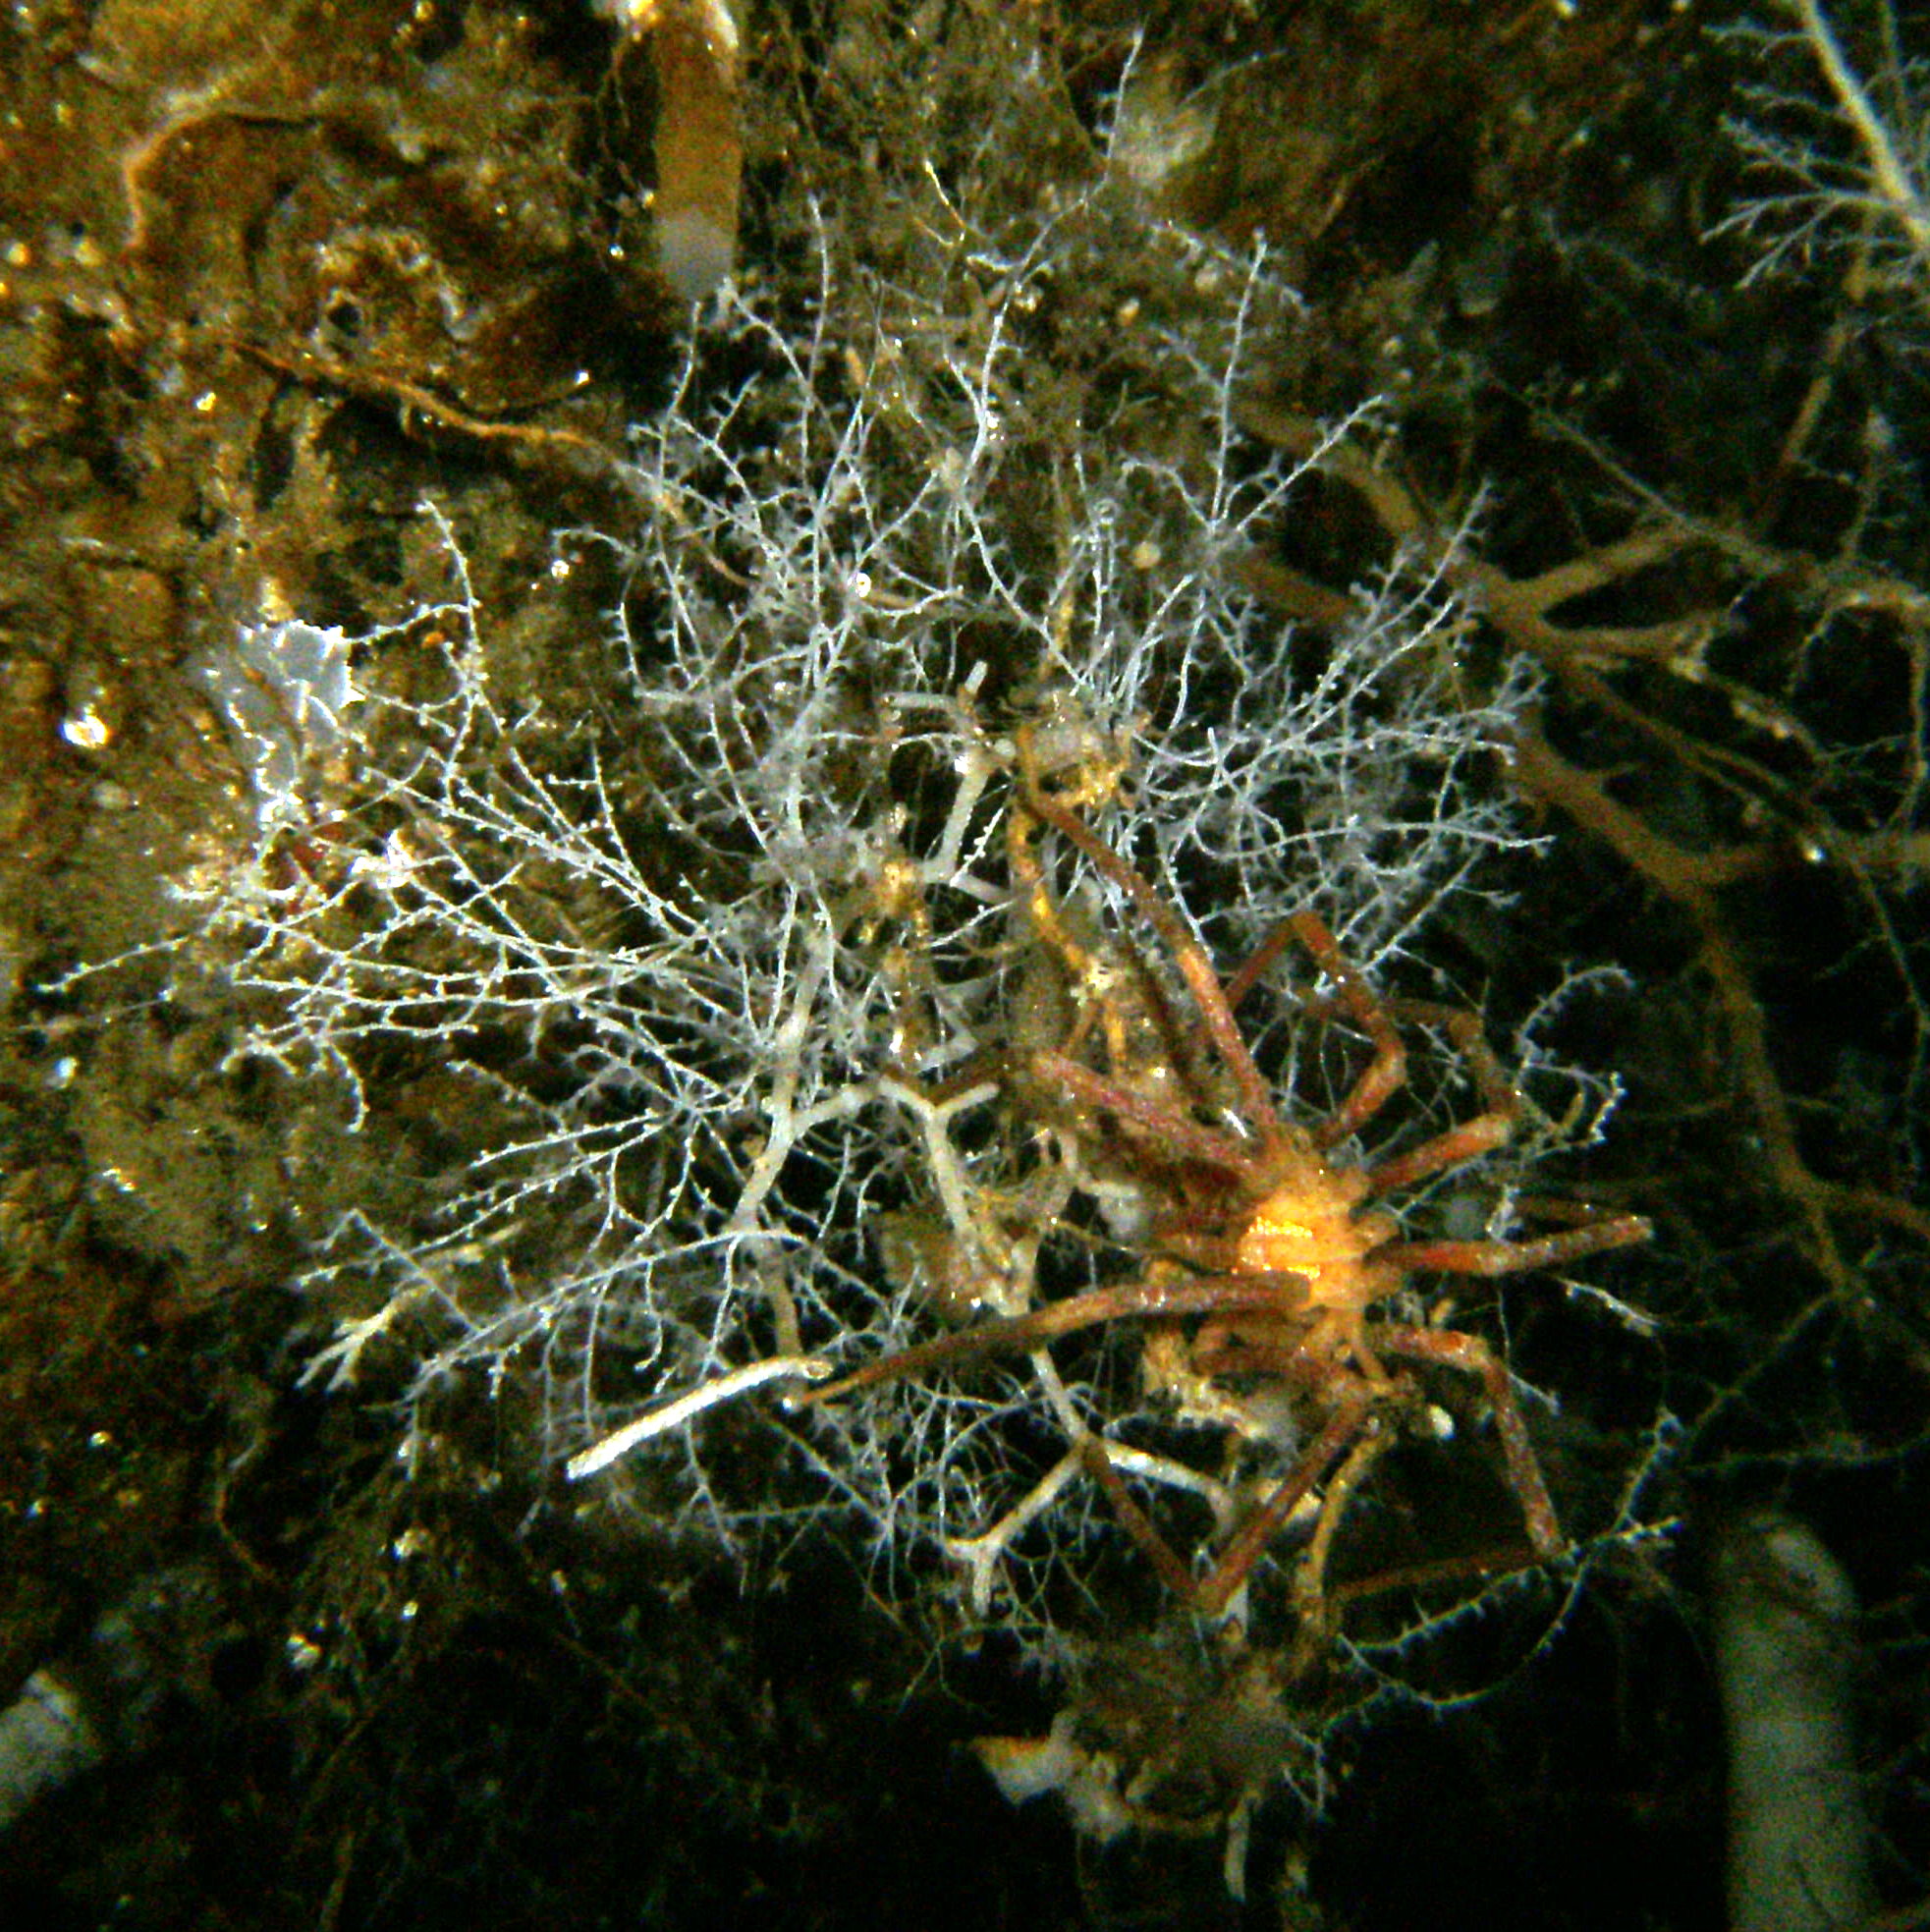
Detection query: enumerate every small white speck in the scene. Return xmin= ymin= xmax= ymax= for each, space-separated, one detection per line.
xmin=61 ymin=705 xmax=112 ymax=749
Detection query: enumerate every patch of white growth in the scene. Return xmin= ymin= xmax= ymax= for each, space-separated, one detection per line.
xmin=189 ymin=620 xmax=358 ymax=834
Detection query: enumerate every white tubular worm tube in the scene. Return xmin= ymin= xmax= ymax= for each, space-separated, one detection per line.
xmin=566 ymin=1354 xmax=831 ymax=1481
xmin=1711 ymin=1510 xmax=1874 ymax=1932
xmin=0 ymin=1672 xmax=102 ymax=1833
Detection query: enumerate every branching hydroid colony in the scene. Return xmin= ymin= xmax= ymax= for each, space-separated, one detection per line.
xmin=192 ymin=114 xmax=1628 ymax=1646
xmin=1721 ymin=0 xmax=1930 ymax=310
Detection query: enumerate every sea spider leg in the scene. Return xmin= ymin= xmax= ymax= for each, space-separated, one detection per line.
xmin=1078 ymin=1437 xmax=1202 ymax=1601
xmin=1078 ymin=1382 xmax=1374 ymax=1620
xmin=1017 ymin=750 xmax=1285 ymax=1137
xmin=791 ymin=1274 xmax=1307 ymax=1408
xmin=1187 ymin=1317 xmax=1567 ymax=1581
xmin=1374 ymin=1323 xmax=1564 ymax=1556
xmin=1127 ymin=901 xmax=1414 ymax=1154
xmin=1017 ymin=751 xmax=1412 ymax=1186
xmin=1328 ymin=992 xmax=1649 ymax=1257
xmin=1029 ymin=1046 xmax=1263 ymax=1174
xmin=1335 ymin=1000 xmax=1518 ymax=1190
xmin=1008 ymin=770 xmax=1213 ymax=1113
xmin=1384 ymin=1214 xmax=1653 ymax=1278
xmin=1278 ymin=912 xmax=1409 ymax=1147
xmin=1190 ymin=1386 xmax=1375 ymax=1618
xmin=1217 ymin=918 xmax=1299 ymax=1016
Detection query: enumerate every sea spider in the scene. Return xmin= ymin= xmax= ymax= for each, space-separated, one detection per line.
xmin=800 ymin=730 xmax=1651 ymax=1622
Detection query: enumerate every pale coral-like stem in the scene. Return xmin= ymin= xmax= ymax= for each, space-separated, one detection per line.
xmin=566 ymin=1354 xmax=831 ymax=1480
